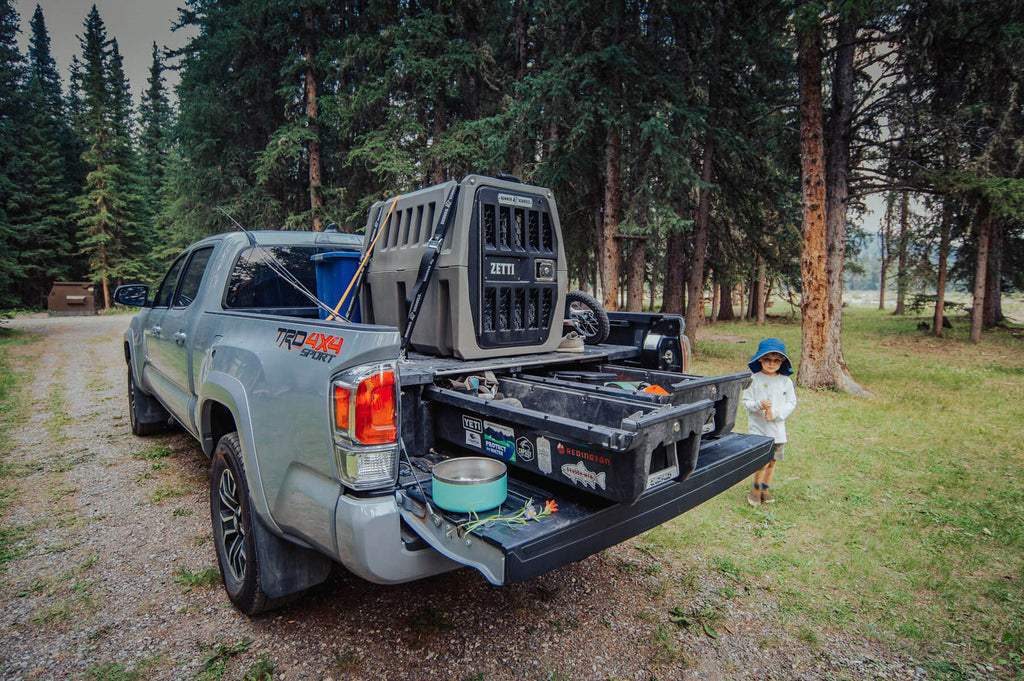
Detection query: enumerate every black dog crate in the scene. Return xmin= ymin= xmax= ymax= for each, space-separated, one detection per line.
xmin=424 ymin=378 xmax=714 ymax=505
xmin=517 ymin=367 xmax=751 ymax=439
xmin=361 ymin=175 xmax=568 ymax=359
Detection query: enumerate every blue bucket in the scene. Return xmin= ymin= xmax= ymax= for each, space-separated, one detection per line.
xmin=311 ymin=251 xmax=362 ymax=321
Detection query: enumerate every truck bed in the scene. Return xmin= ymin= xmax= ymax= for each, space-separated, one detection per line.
xmin=397 ymin=343 xmax=640 ymax=386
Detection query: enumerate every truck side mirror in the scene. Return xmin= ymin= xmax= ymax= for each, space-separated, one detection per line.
xmin=114 ymin=284 xmax=150 ymax=307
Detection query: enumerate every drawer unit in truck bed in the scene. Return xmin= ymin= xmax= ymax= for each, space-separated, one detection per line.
xmin=424 ymin=376 xmax=714 ymax=505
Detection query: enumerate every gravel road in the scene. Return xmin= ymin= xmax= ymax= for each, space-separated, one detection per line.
xmin=0 ymin=314 xmax=938 ymax=681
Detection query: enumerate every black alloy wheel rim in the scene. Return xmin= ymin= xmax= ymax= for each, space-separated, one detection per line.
xmin=217 ymin=467 xmax=246 ymax=582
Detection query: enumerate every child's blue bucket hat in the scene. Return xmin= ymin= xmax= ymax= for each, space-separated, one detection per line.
xmin=748 ymin=338 xmax=793 ymax=375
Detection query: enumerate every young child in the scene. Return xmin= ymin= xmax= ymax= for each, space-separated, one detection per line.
xmin=742 ymin=339 xmax=797 ymax=506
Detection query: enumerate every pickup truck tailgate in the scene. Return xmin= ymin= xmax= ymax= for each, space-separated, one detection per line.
xmin=396 ymin=432 xmax=773 ymax=584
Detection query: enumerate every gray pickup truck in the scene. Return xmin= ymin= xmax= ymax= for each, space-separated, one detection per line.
xmin=115 ymin=175 xmax=772 ymax=615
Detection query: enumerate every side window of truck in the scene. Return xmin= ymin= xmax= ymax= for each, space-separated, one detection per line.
xmin=173 ymin=247 xmax=214 ymax=308
xmin=152 ymin=255 xmax=187 ymax=309
xmin=224 ymin=246 xmax=321 ymax=308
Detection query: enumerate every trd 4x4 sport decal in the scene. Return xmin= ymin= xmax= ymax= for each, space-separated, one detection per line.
xmin=276 ymin=328 xmax=343 ymax=363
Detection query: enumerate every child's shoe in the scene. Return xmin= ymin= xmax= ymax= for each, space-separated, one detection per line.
xmin=760 ymin=485 xmax=775 ymax=504
xmin=747 ymin=485 xmax=761 ymax=507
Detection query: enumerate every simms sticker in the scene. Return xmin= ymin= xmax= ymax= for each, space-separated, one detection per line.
xmin=483 ymin=421 xmax=516 ymax=461
xmin=497 ymin=193 xmax=534 ymax=208
xmin=561 ymin=461 xmax=607 ymax=490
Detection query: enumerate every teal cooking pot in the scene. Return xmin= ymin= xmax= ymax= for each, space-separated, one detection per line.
xmin=431 ymin=457 xmax=508 ymax=513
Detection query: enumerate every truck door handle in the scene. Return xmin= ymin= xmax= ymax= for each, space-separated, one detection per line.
xmin=150 ymin=325 xmax=162 ymax=337
xmin=173 ymin=331 xmax=188 ymax=345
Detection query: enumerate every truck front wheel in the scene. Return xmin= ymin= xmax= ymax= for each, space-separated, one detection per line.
xmin=210 ymin=432 xmax=268 ymax=615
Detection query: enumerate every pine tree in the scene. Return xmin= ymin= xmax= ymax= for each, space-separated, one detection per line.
xmin=15 ymin=5 xmax=76 ymax=306
xmin=70 ymin=7 xmax=148 ymax=307
xmin=0 ymin=0 xmax=24 ymax=308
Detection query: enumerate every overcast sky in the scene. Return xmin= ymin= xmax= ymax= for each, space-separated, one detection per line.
xmin=14 ymin=0 xmax=191 ymax=103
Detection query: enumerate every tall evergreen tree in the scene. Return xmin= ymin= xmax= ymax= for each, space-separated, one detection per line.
xmin=15 ymin=5 xmax=77 ymax=305
xmin=0 ymin=0 xmax=24 ymax=308
xmin=139 ymin=43 xmax=174 ymax=202
xmin=70 ymin=7 xmax=148 ymax=307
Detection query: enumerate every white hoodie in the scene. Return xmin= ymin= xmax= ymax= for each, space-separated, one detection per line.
xmin=741 ymin=372 xmax=797 ymax=443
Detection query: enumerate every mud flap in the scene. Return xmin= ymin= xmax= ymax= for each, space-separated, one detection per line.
xmin=249 ymin=497 xmax=334 ymax=600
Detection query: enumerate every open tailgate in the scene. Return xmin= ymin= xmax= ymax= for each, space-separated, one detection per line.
xmin=396 ymin=432 xmax=772 ymax=585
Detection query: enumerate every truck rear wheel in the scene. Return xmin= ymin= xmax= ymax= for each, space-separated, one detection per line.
xmin=127 ymin=365 xmax=167 ymax=436
xmin=210 ymin=432 xmax=269 ymax=615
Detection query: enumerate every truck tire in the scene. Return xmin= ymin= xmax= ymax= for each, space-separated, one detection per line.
xmin=210 ymin=432 xmax=269 ymax=616
xmin=127 ymin=365 xmax=167 ymax=436
xmin=564 ymin=290 xmax=610 ymax=345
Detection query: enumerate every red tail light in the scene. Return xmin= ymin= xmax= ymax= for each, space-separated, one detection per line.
xmin=334 ymin=384 xmax=351 ymax=431
xmin=353 ymin=370 xmax=396 ymax=444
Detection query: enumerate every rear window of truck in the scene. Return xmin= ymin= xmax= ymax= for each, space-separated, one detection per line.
xmin=224 ymin=245 xmax=356 ymax=309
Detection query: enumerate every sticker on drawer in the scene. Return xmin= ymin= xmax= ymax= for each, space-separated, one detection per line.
xmin=561 ymin=461 xmax=607 ymax=491
xmin=516 ymin=437 xmax=535 ymax=462
xmin=536 ymin=436 xmax=552 ymax=474
xmin=483 ymin=421 xmax=516 ymax=461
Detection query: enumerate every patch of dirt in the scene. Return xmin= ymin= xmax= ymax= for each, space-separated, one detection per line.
xmin=0 ymin=314 xmax=952 ymax=680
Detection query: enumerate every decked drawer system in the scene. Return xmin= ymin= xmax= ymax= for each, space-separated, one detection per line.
xmin=394 ymin=339 xmax=772 ymax=586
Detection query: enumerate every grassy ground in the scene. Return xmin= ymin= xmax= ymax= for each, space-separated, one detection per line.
xmin=663 ymin=304 xmax=1024 ymax=676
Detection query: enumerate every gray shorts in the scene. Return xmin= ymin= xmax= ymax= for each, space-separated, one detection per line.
xmin=772 ymin=443 xmax=785 ymax=461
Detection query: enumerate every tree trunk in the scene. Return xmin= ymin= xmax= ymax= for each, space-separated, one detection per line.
xmin=749 ymin=274 xmax=757 ymax=317
xmin=511 ymin=0 xmax=528 ymax=174
xmin=685 ymin=135 xmax=713 ymax=346
xmin=893 ymin=192 xmax=910 ymax=315
xmin=662 ymin=231 xmax=685 ymax=314
xmin=600 ymin=125 xmax=621 ymax=311
xmin=932 ymin=200 xmax=952 ymax=336
xmin=756 ymin=258 xmax=768 ymax=325
xmin=626 ymin=240 xmax=645 ymax=312
xmin=878 ymin=261 xmax=887 ymax=310
xmin=718 ymin=282 xmax=734 ymax=321
xmin=983 ymin=219 xmax=1004 ymax=328
xmin=684 ymin=2 xmax=722 ymax=349
xmin=431 ymin=90 xmax=447 ymax=185
xmin=304 ymin=8 xmax=323 ymax=232
xmin=709 ymin=278 xmax=719 ymax=323
xmin=796 ymin=26 xmax=830 ymax=389
xmin=825 ymin=16 xmax=855 ymax=384
xmin=969 ymin=205 xmax=991 ymax=342
xmin=878 ymin=193 xmax=894 ymax=310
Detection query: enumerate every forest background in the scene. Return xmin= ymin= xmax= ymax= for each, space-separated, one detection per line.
xmin=1 ymin=0 xmax=1022 ymax=388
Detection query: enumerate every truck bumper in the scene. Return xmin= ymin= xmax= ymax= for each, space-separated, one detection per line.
xmin=333 ymin=492 xmax=462 ymax=584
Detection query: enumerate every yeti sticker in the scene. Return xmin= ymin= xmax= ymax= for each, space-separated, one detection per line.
xmin=561 ymin=461 xmax=607 ymax=491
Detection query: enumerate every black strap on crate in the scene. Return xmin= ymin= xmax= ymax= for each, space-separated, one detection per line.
xmin=401 ymin=184 xmax=461 ymax=354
